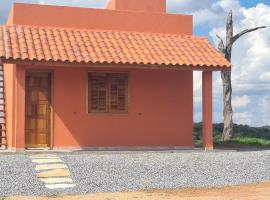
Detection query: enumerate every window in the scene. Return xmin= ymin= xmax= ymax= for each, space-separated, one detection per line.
xmin=88 ymin=72 xmax=128 ymax=113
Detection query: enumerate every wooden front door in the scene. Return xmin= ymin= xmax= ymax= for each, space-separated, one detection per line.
xmin=25 ymin=72 xmax=52 ymax=148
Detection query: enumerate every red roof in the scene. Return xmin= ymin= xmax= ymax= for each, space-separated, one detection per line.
xmin=0 ymin=25 xmax=230 ymax=69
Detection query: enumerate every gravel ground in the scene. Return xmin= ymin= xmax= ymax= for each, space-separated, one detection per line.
xmin=1 ymin=150 xmax=270 ymax=196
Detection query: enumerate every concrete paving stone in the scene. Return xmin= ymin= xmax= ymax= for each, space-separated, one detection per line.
xmin=32 ymin=158 xmax=63 ymax=164
xmin=30 ymin=156 xmax=59 ymax=159
xmin=37 ymin=169 xmax=70 ymax=178
xmin=35 ymin=164 xmax=68 ymax=171
xmin=45 ymin=183 xmax=76 ymax=189
xmin=29 ymin=154 xmax=59 ymax=159
xmin=39 ymin=177 xmax=74 ymax=184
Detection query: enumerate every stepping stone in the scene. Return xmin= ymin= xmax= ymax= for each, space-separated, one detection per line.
xmin=40 ymin=177 xmax=73 ymax=184
xmin=45 ymin=183 xmax=76 ymax=189
xmin=37 ymin=169 xmax=70 ymax=178
xmin=29 ymin=154 xmax=58 ymax=158
xmin=32 ymin=158 xmax=63 ymax=164
xmin=35 ymin=164 xmax=68 ymax=171
xmin=30 ymin=155 xmax=59 ymax=159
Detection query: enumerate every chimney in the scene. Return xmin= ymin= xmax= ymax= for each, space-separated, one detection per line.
xmin=106 ymin=0 xmax=166 ymax=13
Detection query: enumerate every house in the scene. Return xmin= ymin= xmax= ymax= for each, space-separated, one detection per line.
xmin=0 ymin=0 xmax=230 ymax=150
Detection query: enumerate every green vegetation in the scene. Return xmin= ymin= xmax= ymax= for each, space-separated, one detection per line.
xmin=194 ymin=123 xmax=270 ymax=148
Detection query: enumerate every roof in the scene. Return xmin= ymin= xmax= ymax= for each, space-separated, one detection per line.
xmin=0 ymin=25 xmax=230 ymax=70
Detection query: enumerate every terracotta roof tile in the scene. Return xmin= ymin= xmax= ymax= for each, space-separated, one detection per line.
xmin=0 ymin=25 xmax=230 ymax=69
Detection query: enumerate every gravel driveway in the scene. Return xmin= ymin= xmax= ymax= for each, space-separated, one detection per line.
xmin=1 ymin=150 xmax=270 ymax=196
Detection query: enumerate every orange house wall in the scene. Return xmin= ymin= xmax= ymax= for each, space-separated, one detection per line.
xmin=14 ymin=65 xmax=193 ymax=148
xmin=7 ymin=3 xmax=193 ymax=35
xmin=15 ymin=66 xmax=26 ymax=149
xmin=3 ymin=64 xmax=16 ymax=149
xmin=106 ymin=0 xmax=167 ymax=13
xmin=4 ymin=64 xmax=26 ymax=149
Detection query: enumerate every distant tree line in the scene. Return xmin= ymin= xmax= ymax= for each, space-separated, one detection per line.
xmin=194 ymin=123 xmax=270 ymax=140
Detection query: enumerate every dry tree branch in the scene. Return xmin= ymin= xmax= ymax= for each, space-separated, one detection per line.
xmin=216 ymin=34 xmax=225 ymax=54
xmin=232 ymin=26 xmax=267 ymax=43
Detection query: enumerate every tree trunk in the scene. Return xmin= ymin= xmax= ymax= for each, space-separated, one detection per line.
xmin=221 ymin=71 xmax=233 ymax=140
xmin=221 ymin=11 xmax=234 ymax=141
xmin=217 ymin=11 xmax=266 ymax=141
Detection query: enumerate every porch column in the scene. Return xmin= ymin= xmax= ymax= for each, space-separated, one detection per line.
xmin=202 ymin=70 xmax=213 ymax=150
xmin=15 ymin=65 xmax=26 ymax=150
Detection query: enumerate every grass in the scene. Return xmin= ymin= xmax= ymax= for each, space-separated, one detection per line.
xmin=194 ymin=123 xmax=270 ymax=148
xmin=216 ymin=137 xmax=270 ymax=147
xmin=195 ymin=136 xmax=270 ymax=148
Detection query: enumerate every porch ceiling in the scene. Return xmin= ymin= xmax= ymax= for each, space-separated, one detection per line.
xmin=0 ymin=25 xmax=231 ymax=70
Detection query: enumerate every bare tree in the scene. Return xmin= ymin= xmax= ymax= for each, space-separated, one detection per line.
xmin=217 ymin=11 xmax=266 ymax=141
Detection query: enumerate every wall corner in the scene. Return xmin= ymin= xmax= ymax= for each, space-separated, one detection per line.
xmin=6 ymin=5 xmax=14 ymax=25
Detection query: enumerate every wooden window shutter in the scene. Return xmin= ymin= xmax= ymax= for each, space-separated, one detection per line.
xmin=88 ymin=72 xmax=128 ymax=113
xmin=109 ymin=73 xmax=128 ymax=113
xmin=89 ymin=73 xmax=108 ymax=113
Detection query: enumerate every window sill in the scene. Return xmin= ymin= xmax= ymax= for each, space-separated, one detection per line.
xmin=87 ymin=112 xmax=129 ymax=115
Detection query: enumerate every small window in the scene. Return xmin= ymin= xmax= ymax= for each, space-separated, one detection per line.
xmin=88 ymin=72 xmax=128 ymax=113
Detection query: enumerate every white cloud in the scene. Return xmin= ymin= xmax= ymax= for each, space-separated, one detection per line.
xmin=180 ymin=0 xmax=270 ymax=126
xmin=260 ymin=72 xmax=270 ymax=82
xmin=38 ymin=0 xmax=45 ymax=4
xmin=234 ymin=112 xmax=253 ymax=125
xmin=193 ymin=72 xmax=202 ymax=91
xmin=210 ymin=4 xmax=270 ymax=86
xmin=167 ymin=0 xmax=213 ymax=13
xmin=232 ymin=95 xmax=251 ymax=108
xmin=212 ymin=3 xmax=270 ymax=126
xmin=258 ymin=96 xmax=270 ymax=125
xmin=168 ymin=0 xmax=243 ymax=27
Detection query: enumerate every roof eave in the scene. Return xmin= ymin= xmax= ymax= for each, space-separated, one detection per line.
xmin=0 ymin=58 xmax=231 ymax=71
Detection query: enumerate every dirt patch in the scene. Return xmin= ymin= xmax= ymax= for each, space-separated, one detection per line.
xmin=6 ymin=182 xmax=270 ymax=200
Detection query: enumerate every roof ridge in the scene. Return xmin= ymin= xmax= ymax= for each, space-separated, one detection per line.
xmin=0 ymin=24 xmax=207 ymax=39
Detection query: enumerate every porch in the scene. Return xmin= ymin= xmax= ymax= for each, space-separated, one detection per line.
xmin=0 ymin=63 xmax=214 ymax=150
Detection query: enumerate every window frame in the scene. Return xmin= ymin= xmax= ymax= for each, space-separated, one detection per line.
xmin=87 ymin=71 xmax=129 ymax=114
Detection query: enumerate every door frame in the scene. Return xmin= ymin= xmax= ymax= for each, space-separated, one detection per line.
xmin=25 ymin=70 xmax=54 ymax=149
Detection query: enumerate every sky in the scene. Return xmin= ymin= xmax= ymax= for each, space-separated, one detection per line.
xmin=0 ymin=0 xmax=269 ymax=127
